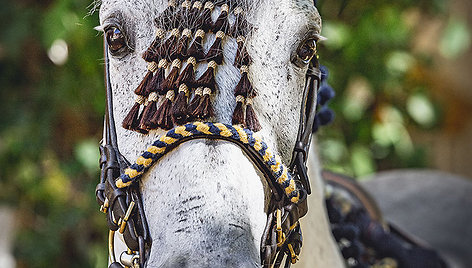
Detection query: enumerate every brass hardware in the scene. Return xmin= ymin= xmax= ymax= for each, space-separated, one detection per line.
xmin=276 ymin=209 xmax=286 ymax=246
xmin=287 ymin=244 xmax=298 ymax=264
xmin=119 ymin=201 xmax=135 ymax=234
xmin=108 ymin=230 xmax=116 ymax=263
xmin=120 ymin=250 xmax=140 ymax=268
xmin=101 ymin=198 xmax=109 ymax=213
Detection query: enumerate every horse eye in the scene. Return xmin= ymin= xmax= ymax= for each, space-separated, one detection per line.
xmin=105 ymin=26 xmax=128 ymax=55
xmin=296 ymin=38 xmax=317 ymax=65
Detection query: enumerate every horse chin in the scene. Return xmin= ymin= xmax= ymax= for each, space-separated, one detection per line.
xmin=139 ymin=140 xmax=269 ymax=267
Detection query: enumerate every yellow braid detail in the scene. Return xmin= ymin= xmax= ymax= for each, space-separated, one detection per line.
xmin=285 ymin=179 xmax=296 ymax=195
xmin=253 ymin=136 xmax=263 ymax=151
xmin=277 ymin=168 xmax=289 ymax=184
xmin=116 ymin=179 xmax=132 ymax=188
xmin=174 ymin=126 xmax=192 ymax=137
xmin=263 ymin=148 xmax=272 ymax=162
xmin=271 ymin=155 xmax=282 ymax=173
xmin=147 ymin=146 xmax=158 ymax=154
xmin=136 ymin=156 xmax=153 ymax=167
xmin=160 ymin=136 xmax=177 ymax=145
xmin=215 ymin=123 xmax=232 ymax=137
xmin=147 ymin=145 xmax=165 ymax=154
xmin=195 ymin=122 xmax=212 ymax=134
xmin=125 ymin=168 xmax=141 ymax=178
xmin=291 ymin=196 xmax=299 ymax=203
xmin=234 ymin=126 xmax=248 ymax=144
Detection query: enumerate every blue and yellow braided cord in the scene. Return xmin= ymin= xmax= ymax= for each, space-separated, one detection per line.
xmin=116 ymin=122 xmax=300 ymax=203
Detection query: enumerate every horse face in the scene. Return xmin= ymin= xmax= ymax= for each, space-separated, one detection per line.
xmin=98 ymin=0 xmax=321 ymax=266
xmin=98 ymin=0 xmax=321 ymax=161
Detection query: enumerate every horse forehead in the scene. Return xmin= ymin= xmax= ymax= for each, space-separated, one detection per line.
xmin=99 ymin=0 xmax=317 ymax=8
xmin=99 ymin=0 xmax=321 ymax=56
xmin=99 ymin=0 xmax=321 ymax=28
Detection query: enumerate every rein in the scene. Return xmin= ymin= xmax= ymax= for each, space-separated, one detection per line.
xmin=96 ymin=40 xmax=321 ymax=267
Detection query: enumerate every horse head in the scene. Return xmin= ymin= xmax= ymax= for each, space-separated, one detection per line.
xmin=96 ymin=0 xmax=343 ymax=266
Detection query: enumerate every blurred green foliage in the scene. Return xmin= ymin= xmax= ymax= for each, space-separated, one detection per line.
xmin=0 ymin=0 xmax=106 ymax=267
xmin=316 ymin=0 xmax=465 ymax=177
xmin=0 ymin=0 xmax=469 ymax=267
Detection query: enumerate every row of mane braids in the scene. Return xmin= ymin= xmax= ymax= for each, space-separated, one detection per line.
xmin=122 ymin=0 xmax=261 ymax=133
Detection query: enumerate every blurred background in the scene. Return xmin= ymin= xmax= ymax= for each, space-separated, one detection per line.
xmin=0 ymin=0 xmax=470 ymax=267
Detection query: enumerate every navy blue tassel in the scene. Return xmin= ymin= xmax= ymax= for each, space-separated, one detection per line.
xmin=312 ymin=64 xmax=335 ymax=133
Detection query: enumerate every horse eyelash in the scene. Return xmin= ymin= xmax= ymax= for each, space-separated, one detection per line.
xmin=93 ymin=25 xmax=106 ymax=32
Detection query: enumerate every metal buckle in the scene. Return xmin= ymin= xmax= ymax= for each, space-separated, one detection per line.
xmin=120 ymin=250 xmax=140 ymax=268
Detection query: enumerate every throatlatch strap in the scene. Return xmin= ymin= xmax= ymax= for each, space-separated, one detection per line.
xmin=116 ymin=121 xmax=302 ymax=204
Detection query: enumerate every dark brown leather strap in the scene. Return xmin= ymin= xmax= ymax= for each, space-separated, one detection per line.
xmin=290 ymin=59 xmax=322 ymax=195
xmin=96 ymin=42 xmax=150 ymax=268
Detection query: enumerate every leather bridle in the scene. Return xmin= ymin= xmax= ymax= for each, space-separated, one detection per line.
xmin=96 ymin=37 xmax=321 ymax=267
xmin=96 ymin=43 xmax=152 ymax=267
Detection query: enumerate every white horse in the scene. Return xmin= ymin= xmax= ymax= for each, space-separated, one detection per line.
xmin=95 ymin=0 xmax=472 ymax=267
xmin=97 ymin=0 xmax=344 ymax=266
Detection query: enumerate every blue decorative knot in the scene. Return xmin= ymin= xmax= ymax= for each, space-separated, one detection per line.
xmin=313 ymin=65 xmax=335 ymax=133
